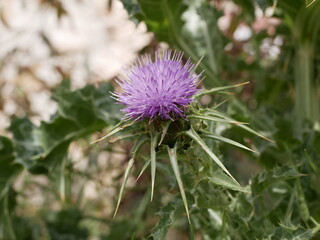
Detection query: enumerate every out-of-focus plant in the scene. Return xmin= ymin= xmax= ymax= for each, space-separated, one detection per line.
xmin=0 ymin=0 xmax=151 ymax=133
xmin=279 ymin=0 xmax=320 ymax=127
xmin=0 ymin=81 xmax=121 ymax=239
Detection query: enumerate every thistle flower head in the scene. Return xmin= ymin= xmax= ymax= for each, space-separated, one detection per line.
xmin=112 ymin=50 xmax=201 ymax=121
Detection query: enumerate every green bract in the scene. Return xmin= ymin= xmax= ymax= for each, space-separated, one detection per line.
xmin=93 ymin=81 xmax=270 ymax=221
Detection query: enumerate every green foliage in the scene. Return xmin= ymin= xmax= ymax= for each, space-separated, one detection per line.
xmin=0 ymin=137 xmax=22 ymax=197
xmin=149 ymin=197 xmax=184 ymax=240
xmin=45 ymin=208 xmax=89 ymax=240
xmin=0 ymin=81 xmax=120 ymax=239
xmin=4 ymin=81 xmax=119 ymax=174
xmin=2 ymin=0 xmax=320 ymax=239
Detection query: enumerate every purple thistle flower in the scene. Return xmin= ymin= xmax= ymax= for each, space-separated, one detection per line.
xmin=112 ymin=50 xmax=201 ymax=121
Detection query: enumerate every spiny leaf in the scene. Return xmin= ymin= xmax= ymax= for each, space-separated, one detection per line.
xmin=295 ymin=178 xmax=310 ymax=222
xmin=167 ymin=145 xmax=190 ymax=223
xmin=91 ymin=120 xmax=136 ymax=144
xmin=113 ymin=136 xmax=147 ymax=218
xmin=306 ymin=0 xmax=316 ymax=7
xmin=200 ymin=131 xmax=258 ymax=154
xmin=191 ymin=55 xmax=204 ymax=74
xmin=212 ymin=98 xmax=229 ymax=110
xmin=109 ymin=132 xmax=141 ymax=143
xmin=267 ymin=225 xmax=313 ymax=239
xmin=195 ymin=81 xmax=249 ymax=98
xmin=188 ymin=114 xmax=246 ymax=125
xmin=113 ymin=158 xmax=135 ymax=219
xmin=149 ymin=196 xmax=183 ymax=240
xmin=185 ymin=127 xmax=239 ymax=184
xmin=203 ymin=109 xmax=274 ymax=142
xmin=204 ymin=171 xmax=249 ymax=193
xmin=252 ymin=166 xmax=304 ymax=194
xmin=158 ymin=121 xmax=171 ymax=146
xmin=150 ymin=132 xmax=159 ymax=201
xmin=132 ymin=136 xmax=149 ymax=157
xmin=136 ymin=159 xmax=150 ymax=182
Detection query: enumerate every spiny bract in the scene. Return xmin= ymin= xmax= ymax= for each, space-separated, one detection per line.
xmin=112 ymin=50 xmax=201 ymax=121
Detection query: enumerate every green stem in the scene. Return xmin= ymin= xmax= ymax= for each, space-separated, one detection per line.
xmin=295 ymin=44 xmax=319 ymax=127
xmin=3 ymin=193 xmax=16 ymax=240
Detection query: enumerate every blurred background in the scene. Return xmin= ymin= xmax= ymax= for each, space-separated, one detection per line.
xmin=0 ymin=0 xmax=151 ymax=128
xmin=0 ymin=0 xmax=319 ymax=239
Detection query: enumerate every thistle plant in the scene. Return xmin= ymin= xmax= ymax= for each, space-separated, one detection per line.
xmin=93 ymin=50 xmax=270 ymax=222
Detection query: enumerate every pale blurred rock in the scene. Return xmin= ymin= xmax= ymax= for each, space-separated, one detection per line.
xmin=69 ymin=142 xmax=87 ymax=171
xmin=3 ymin=99 xmax=17 ymax=116
xmin=28 ymin=90 xmax=58 ymax=122
xmin=0 ymin=0 xmax=152 ymax=123
xmin=83 ymin=180 xmax=99 ymax=200
xmin=233 ymin=24 xmax=252 ymax=42
xmin=0 ymin=0 xmax=151 ymax=85
xmin=97 ymin=151 xmax=111 ymax=167
xmin=0 ymin=112 xmax=10 ymax=133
